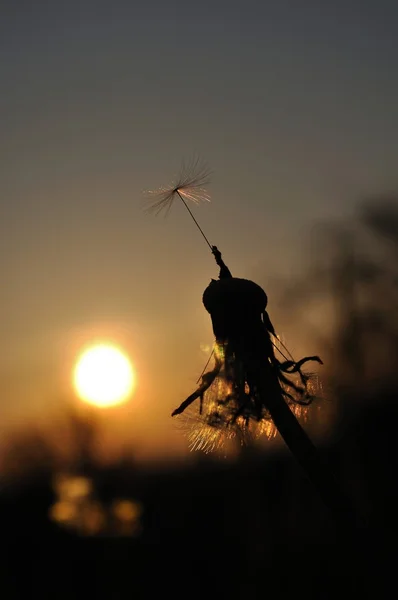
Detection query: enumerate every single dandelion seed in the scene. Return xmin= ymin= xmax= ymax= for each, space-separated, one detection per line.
xmin=143 ymin=156 xmax=213 ymax=249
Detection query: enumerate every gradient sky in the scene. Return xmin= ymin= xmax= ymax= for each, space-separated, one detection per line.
xmin=1 ymin=1 xmax=397 ymax=462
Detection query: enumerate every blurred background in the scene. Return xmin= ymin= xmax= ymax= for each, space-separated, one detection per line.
xmin=1 ymin=1 xmax=398 ymax=597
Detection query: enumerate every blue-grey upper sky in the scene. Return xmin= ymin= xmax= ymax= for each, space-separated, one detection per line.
xmin=1 ymin=1 xmax=397 ymax=460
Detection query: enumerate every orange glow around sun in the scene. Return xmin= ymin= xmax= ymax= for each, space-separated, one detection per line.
xmin=73 ymin=343 xmax=135 ymax=408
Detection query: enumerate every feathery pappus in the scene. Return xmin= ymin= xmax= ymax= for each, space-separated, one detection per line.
xmin=143 ymin=156 xmax=211 ymax=216
xmin=175 ymin=345 xmax=323 ymax=454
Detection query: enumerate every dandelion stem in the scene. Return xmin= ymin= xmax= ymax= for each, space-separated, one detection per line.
xmin=176 ymin=190 xmax=213 ymax=251
xmin=255 ymin=363 xmax=357 ymax=529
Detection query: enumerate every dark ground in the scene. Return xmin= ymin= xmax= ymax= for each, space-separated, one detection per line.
xmin=1 ymin=390 xmax=396 ymax=599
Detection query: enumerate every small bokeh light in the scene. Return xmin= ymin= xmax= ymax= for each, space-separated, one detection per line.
xmin=111 ymin=499 xmax=143 ymax=536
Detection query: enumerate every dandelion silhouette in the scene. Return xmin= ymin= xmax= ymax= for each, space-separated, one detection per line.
xmin=171 ymin=267 xmax=324 ymax=450
xmin=145 ymin=158 xmax=357 ymax=526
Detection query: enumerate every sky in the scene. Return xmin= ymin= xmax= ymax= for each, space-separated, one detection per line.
xmin=1 ymin=0 xmax=397 ymax=463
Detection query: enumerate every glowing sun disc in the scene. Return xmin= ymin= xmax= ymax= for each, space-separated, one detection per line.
xmin=73 ymin=344 xmax=135 ymax=408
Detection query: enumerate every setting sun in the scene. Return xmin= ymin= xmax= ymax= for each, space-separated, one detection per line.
xmin=73 ymin=344 xmax=135 ymax=408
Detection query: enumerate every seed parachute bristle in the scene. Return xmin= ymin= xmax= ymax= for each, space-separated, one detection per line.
xmin=143 ymin=156 xmax=212 ymax=216
xmin=172 ymin=344 xmax=323 ymax=454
